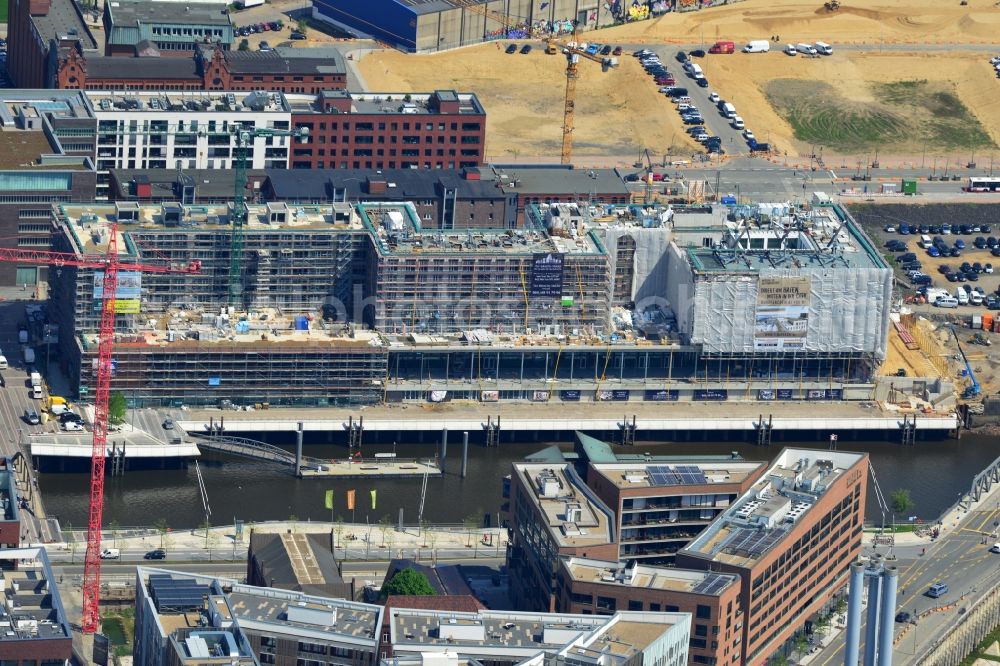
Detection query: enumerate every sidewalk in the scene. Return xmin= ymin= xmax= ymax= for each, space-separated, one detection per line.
xmin=55 ymin=520 xmax=508 ymax=559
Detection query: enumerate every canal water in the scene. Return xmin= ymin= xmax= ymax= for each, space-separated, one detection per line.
xmin=39 ymin=433 xmax=999 ymax=530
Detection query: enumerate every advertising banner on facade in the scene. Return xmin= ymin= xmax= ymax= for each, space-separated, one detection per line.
xmin=93 ymin=271 xmax=142 ymax=313
xmin=529 ymin=253 xmax=565 ymax=299
xmin=753 ymin=277 xmax=810 ymax=351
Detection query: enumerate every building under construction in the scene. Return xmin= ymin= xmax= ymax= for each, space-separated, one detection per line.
xmin=360 ymin=202 xmax=611 ymax=334
xmin=44 ymin=198 xmax=892 ymax=407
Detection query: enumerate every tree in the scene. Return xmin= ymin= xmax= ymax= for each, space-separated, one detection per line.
xmin=832 ymin=596 xmax=848 ymax=617
xmin=419 ymin=519 xmax=430 ymax=547
xmin=380 ymin=568 xmax=436 ymax=599
xmin=238 ymin=38 xmax=250 ymax=51
xmin=108 ymin=392 xmax=127 ymax=426
xmin=108 ymin=519 xmax=121 ymax=548
xmin=153 ymin=518 xmax=170 ymax=549
xmin=770 ymin=654 xmax=789 ymax=666
xmin=296 ymin=18 xmax=308 ymax=34
xmin=463 ymin=513 xmax=479 ymax=547
xmin=814 ymin=614 xmax=831 ymax=639
xmin=890 ymin=488 xmax=915 ymax=515
xmin=792 ymin=632 xmax=810 ymax=661
xmin=334 ymin=515 xmax=345 ymax=553
xmin=378 ymin=515 xmax=392 ymax=547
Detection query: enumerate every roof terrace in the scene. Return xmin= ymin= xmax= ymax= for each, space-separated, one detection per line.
xmin=512 ymin=463 xmax=615 ymax=548
xmin=681 ymin=449 xmax=865 ymax=567
xmin=589 ymin=460 xmax=764 ymax=490
xmin=563 ymin=556 xmax=739 ymax=596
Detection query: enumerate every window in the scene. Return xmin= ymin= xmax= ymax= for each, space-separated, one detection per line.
xmin=697 ymin=604 xmax=712 ymax=619
xmin=628 ymin=600 xmax=643 ymax=611
xmin=695 ymin=624 xmax=708 ymax=636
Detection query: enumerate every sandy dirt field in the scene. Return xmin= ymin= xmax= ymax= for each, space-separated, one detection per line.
xmin=699 ymin=51 xmax=1000 ymax=158
xmin=599 ymin=0 xmax=1000 ymax=46
xmin=358 ymin=45 xmax=702 ymax=160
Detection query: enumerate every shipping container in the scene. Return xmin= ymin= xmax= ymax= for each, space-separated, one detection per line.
xmin=983 ymin=313 xmax=993 ymax=331
xmin=901 ymin=179 xmax=918 ymax=195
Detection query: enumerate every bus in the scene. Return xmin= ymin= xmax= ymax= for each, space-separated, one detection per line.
xmin=965 ymin=177 xmax=1000 ymax=192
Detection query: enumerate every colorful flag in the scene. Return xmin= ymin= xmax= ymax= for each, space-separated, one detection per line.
xmin=370 ymin=489 xmax=377 ymax=510
xmin=324 ymin=490 xmax=334 ymax=510
xmin=346 ymin=489 xmax=356 ymax=511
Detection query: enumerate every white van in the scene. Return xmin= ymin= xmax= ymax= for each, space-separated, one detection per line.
xmin=688 ymin=63 xmax=703 ymax=78
xmin=956 ymin=289 xmax=969 ymax=305
xmin=796 ymin=43 xmax=818 ymax=56
xmin=814 ymin=41 xmax=833 ymax=55
xmin=99 ymin=548 xmax=120 ymax=560
xmin=743 ymin=40 xmax=770 ymax=53
xmin=784 ymin=44 xmax=798 ymax=56
xmin=920 ymin=234 xmax=933 ymax=249
xmin=731 ymin=116 xmax=745 ymax=130
xmin=935 ymin=296 xmax=959 ymax=308
xmin=722 ymin=102 xmax=736 ymax=118
xmin=0 ymin=355 xmax=6 ymax=370
xmin=31 ymin=385 xmax=43 ymax=399
xmin=971 ymin=290 xmax=984 ymax=305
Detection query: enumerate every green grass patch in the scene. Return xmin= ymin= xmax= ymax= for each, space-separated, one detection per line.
xmin=765 ymin=78 xmax=995 ymax=154
xmin=0 ymin=1 xmax=8 ymax=23
xmin=101 ymin=611 xmax=134 ymax=657
xmin=958 ymin=622 xmax=1000 ymax=666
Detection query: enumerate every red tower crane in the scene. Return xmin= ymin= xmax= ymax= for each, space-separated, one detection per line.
xmin=0 ymin=225 xmax=201 ymax=632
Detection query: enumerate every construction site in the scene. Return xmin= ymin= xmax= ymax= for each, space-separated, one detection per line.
xmin=28 ymin=195 xmax=941 ymax=410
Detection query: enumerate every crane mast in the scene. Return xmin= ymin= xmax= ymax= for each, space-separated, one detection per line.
xmin=0 ymin=232 xmax=201 ymax=632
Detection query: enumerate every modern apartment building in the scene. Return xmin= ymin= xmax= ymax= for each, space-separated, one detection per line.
xmin=134 ymin=568 xmax=383 ymax=666
xmin=581 ymin=439 xmax=766 ymax=564
xmin=506 ymin=462 xmax=619 ymax=613
xmin=288 ymin=91 xmax=486 ymax=170
xmin=0 ymin=548 xmax=73 ymax=665
xmin=556 ymin=557 xmax=743 ymax=666
xmin=677 ymin=448 xmax=869 ymax=666
xmin=134 ymin=568 xmax=691 ymax=666
xmin=0 ymin=91 xmax=96 ymax=285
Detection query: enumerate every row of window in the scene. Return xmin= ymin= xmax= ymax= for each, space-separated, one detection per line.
xmin=296 ymin=121 xmax=482 ymax=132
xmin=295 ymin=148 xmax=480 ymax=158
xmin=292 ymin=161 xmax=480 ymax=170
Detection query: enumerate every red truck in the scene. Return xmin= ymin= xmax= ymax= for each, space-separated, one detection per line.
xmin=709 ymin=41 xmax=735 ymax=54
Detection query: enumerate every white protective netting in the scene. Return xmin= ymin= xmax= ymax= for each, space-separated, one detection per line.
xmin=690 ymin=266 xmax=892 ymax=356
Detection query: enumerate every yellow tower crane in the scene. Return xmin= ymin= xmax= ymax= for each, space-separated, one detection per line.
xmin=545 ymin=36 xmax=619 ymax=164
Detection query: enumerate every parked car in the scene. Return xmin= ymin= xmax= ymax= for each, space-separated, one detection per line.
xmin=62 ymin=421 xmax=84 ymax=432
xmin=505 ymin=43 xmax=517 ymax=54
xmin=258 ymin=41 xmax=272 ymax=52
xmin=23 ymin=409 xmax=40 ymax=425
xmin=99 ymin=549 xmax=120 ymax=560
xmin=520 ymin=44 xmax=532 ymax=54
xmin=696 ymin=77 xmax=710 ymax=87
xmin=163 ymin=418 xmax=175 ymax=430
xmin=708 ymin=92 xmax=720 ymax=103
xmin=743 ymin=129 xmax=755 ymax=142
xmin=987 ymin=263 xmax=995 ymax=273
xmin=895 ymin=612 xmax=912 ymax=623
xmin=144 ymin=549 xmax=167 ymax=560
xmin=955 ymin=239 xmax=966 ymax=249
xmin=990 ymin=543 xmax=1000 ymax=553
xmin=689 ymin=49 xmax=705 ymax=57
xmin=59 ymin=412 xmax=83 ymax=424
xmin=289 ymin=31 xmax=307 ymax=40
xmin=612 ymin=46 xmax=623 ymax=56
xmin=676 ymin=51 xmax=688 ymax=62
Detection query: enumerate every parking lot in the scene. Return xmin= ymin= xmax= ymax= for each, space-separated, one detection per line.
xmin=640 ymin=46 xmax=751 ymax=155
xmin=871 ymin=224 xmax=1000 ymax=308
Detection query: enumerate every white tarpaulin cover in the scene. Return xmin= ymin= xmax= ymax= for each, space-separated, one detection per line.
xmin=689 ymin=266 xmax=892 ymax=357
xmin=602 ymin=227 xmax=674 ymax=306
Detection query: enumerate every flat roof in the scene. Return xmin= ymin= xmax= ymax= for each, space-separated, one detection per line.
xmin=686 ymin=205 xmax=888 ymax=274
xmin=226 ymin=47 xmax=345 ymax=76
xmin=562 ymin=556 xmax=738 ymax=596
xmin=360 ymin=203 xmax=604 ymax=256
xmin=288 ymin=91 xmax=484 ymax=116
xmin=107 ymin=0 xmax=232 ymax=27
xmin=89 ymin=90 xmax=288 ymax=114
xmin=59 ymin=202 xmax=364 ymax=251
xmin=85 ymin=56 xmax=200 ymax=81
xmin=0 ymin=131 xmax=63 ymax=169
xmin=512 ymin=463 xmax=615 ymax=548
xmin=0 ymin=548 xmax=71 ymax=644
xmin=682 ymin=448 xmax=866 ymax=567
xmin=30 ymin=0 xmax=97 ymax=49
xmin=265 ymin=168 xmax=505 ymax=202
xmin=590 ymin=460 xmax=765 ymax=490
xmin=486 ymin=165 xmax=630 ymax=197
xmin=227 ymin=590 xmax=380 ymax=641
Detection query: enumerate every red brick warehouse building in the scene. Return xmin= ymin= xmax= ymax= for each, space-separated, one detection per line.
xmin=56 ymin=46 xmax=347 ymax=93
xmin=288 ymin=90 xmax=486 ymax=170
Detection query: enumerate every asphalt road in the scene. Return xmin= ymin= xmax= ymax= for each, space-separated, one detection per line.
xmin=808 ymin=500 xmax=1000 ymax=666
